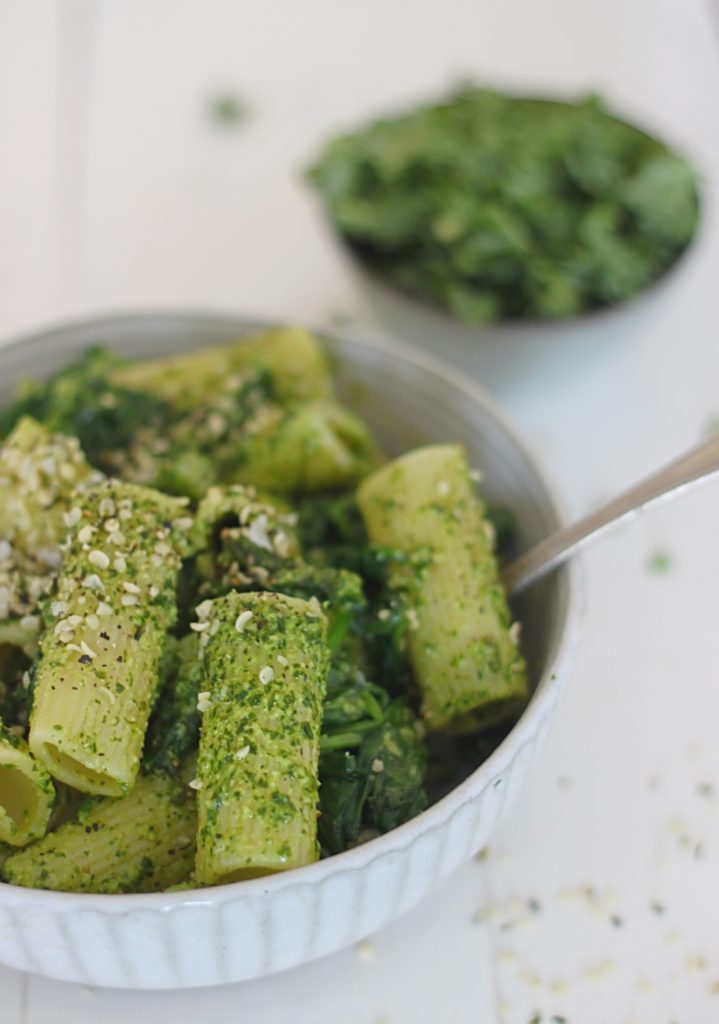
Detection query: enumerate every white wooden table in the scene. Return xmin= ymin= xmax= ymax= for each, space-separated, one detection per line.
xmin=1 ymin=2 xmax=718 ymax=1020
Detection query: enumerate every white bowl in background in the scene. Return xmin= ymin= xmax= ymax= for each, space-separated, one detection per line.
xmin=347 ymin=235 xmax=699 ymax=402
xmin=0 ymin=312 xmax=580 ymax=989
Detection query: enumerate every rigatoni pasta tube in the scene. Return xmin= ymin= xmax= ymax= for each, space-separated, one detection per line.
xmin=229 ymin=401 xmax=382 ymax=494
xmin=111 ymin=326 xmax=333 ymax=408
xmin=2 ymin=771 xmax=196 ymax=893
xmin=0 ymin=418 xmax=98 ymax=642
xmin=0 ymin=417 xmax=98 ymax=569
xmin=192 ymin=483 xmax=299 ymax=568
xmin=29 ymin=480 xmax=194 ymax=796
xmin=0 ymin=721 xmax=55 ymax=846
xmin=193 ymin=591 xmax=328 ymax=885
xmin=357 ymin=444 xmax=527 ymax=732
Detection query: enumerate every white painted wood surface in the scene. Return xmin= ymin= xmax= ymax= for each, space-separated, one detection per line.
xmin=0 ymin=1 xmax=718 ymax=1019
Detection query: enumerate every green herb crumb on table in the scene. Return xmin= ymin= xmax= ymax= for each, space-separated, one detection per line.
xmin=307 ymin=86 xmax=699 ymax=323
xmin=647 ymin=549 xmax=673 ymax=574
xmin=207 ymin=93 xmax=250 ymax=127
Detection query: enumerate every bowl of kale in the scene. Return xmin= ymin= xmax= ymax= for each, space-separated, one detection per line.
xmin=307 ymin=86 xmax=700 ymax=326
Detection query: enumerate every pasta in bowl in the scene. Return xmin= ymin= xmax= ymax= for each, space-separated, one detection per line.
xmin=0 ymin=313 xmax=578 ymax=987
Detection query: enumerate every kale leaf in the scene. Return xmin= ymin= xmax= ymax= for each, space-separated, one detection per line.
xmin=143 ymin=635 xmax=202 ymax=776
xmin=319 ymin=686 xmax=427 ymax=854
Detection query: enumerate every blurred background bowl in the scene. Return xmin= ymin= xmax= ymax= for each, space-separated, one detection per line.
xmin=307 ymin=86 xmax=701 ymax=401
xmin=0 ymin=312 xmax=580 ymax=989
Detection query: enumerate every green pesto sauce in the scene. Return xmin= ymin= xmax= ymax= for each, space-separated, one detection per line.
xmin=357 ymin=445 xmax=526 ymax=732
xmin=1 ymin=772 xmax=195 ymax=892
xmin=194 ymin=591 xmax=328 ymax=883
xmin=30 ymin=480 xmax=195 ymax=793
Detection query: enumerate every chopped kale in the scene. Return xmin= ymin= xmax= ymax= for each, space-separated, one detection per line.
xmin=143 ymin=635 xmax=202 ymax=776
xmin=308 ymin=87 xmax=699 ymax=322
xmin=316 ymin=749 xmax=371 ymax=853
xmin=269 ymin=565 xmax=366 ymax=652
xmin=0 ymin=347 xmax=172 ymax=466
xmin=356 ymin=546 xmax=426 ymax=697
xmin=296 ymin=498 xmax=421 ymax=686
xmin=0 ymin=346 xmax=275 ymax=500
xmin=295 ymin=492 xmax=367 ymax=568
xmin=485 ymin=503 xmax=519 ymax=561
xmin=0 ymin=647 xmax=33 ymax=730
xmin=647 ymin=549 xmax=673 ymax=574
xmin=319 ymin=696 xmax=427 ymax=854
xmin=362 ymin=701 xmax=427 ymax=833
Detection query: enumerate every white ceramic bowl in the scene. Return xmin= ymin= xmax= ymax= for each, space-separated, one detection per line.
xmin=343 ymin=226 xmax=700 ymax=407
xmin=0 ymin=312 xmax=579 ymax=989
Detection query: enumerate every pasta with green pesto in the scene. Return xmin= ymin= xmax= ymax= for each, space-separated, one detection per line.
xmin=193 ymin=591 xmax=328 ymax=885
xmin=0 ymin=417 xmax=98 ymax=568
xmin=0 ymin=721 xmax=55 ymax=846
xmin=112 ymin=326 xmax=334 ymax=407
xmin=29 ymin=480 xmax=194 ymax=796
xmin=357 ymin=444 xmax=527 ymax=732
xmin=226 ymin=400 xmax=383 ymax=494
xmin=2 ymin=769 xmax=196 ymax=892
xmin=0 ymin=418 xmax=99 ymax=670
xmin=0 ymin=326 xmax=527 ymax=894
